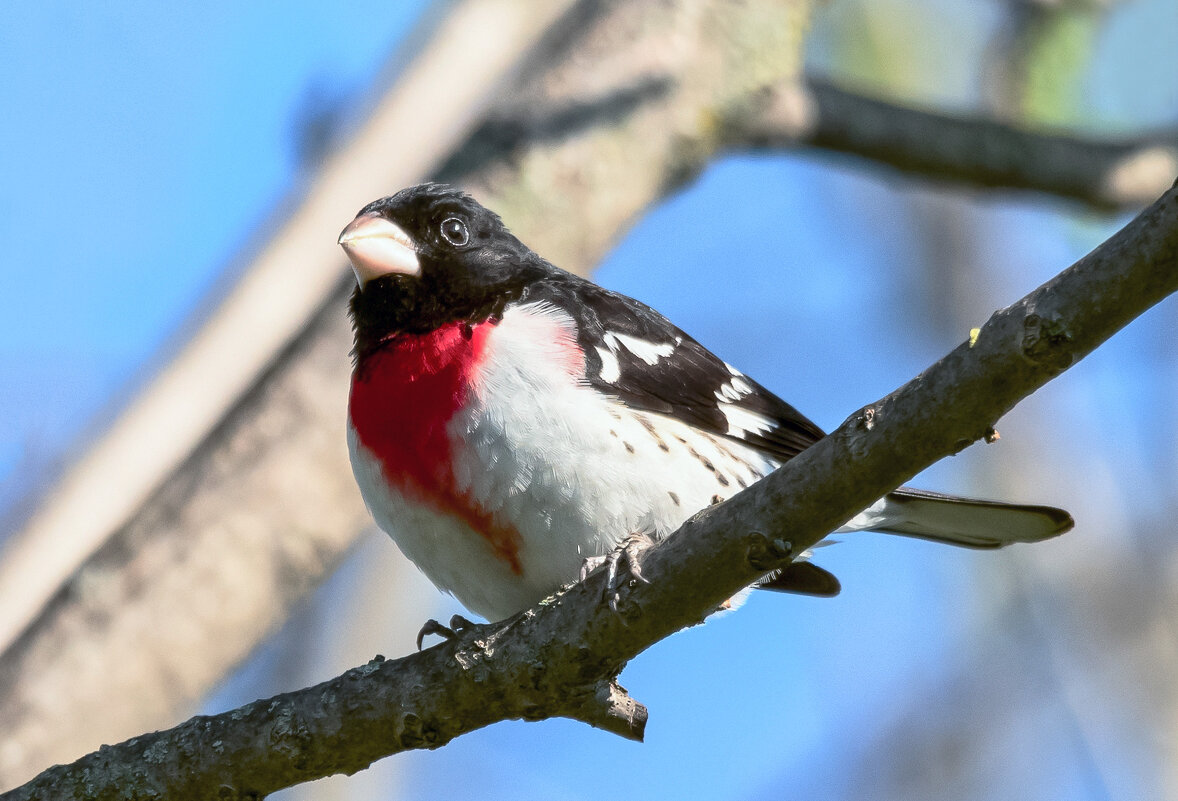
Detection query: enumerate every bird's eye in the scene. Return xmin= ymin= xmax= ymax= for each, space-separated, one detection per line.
xmin=440 ymin=217 xmax=469 ymax=246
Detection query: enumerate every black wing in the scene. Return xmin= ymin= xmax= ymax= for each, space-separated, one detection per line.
xmin=522 ymin=275 xmax=825 ymax=462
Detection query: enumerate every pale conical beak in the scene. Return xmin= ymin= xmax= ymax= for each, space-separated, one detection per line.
xmin=338 ymin=212 xmax=421 ymax=287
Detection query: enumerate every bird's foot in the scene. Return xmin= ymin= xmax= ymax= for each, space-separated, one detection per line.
xmin=416 ymin=613 xmax=482 ymax=650
xmin=580 ymin=531 xmax=655 ymax=614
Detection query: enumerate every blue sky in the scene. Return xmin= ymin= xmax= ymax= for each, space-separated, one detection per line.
xmin=0 ymin=1 xmax=429 ymax=511
xmin=3 ymin=2 xmax=1176 ymax=800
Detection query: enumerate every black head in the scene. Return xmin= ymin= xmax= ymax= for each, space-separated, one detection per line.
xmin=341 ymin=183 xmax=549 ymax=353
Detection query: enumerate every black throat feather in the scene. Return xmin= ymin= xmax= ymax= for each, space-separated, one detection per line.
xmin=349 ymin=274 xmax=531 ymax=366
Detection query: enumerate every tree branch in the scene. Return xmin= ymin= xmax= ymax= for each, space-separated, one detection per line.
xmin=722 ymin=77 xmax=1178 ymax=210
xmin=6 ymin=178 xmax=1175 ymax=801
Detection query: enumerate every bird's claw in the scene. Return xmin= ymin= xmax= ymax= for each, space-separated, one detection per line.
xmin=581 ymin=531 xmax=655 ymax=615
xmin=416 ymin=613 xmax=480 ymax=650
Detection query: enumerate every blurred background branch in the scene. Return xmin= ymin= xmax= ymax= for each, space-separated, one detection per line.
xmin=727 ymin=77 xmax=1177 ymax=209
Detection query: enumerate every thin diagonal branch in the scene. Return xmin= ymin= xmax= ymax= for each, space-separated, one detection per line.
xmin=5 ymin=177 xmax=1176 ymax=801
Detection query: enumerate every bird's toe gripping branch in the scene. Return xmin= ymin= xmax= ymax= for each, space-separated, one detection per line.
xmin=580 ymin=531 xmax=656 ymax=616
xmin=416 ymin=613 xmax=483 ymax=651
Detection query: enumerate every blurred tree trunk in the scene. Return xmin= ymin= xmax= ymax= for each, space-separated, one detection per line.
xmin=0 ymin=0 xmax=813 ymax=789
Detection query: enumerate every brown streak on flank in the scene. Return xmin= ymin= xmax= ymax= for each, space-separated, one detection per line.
xmin=709 ymin=434 xmax=760 ymax=476
xmin=712 ymin=438 xmax=741 ymax=462
xmin=688 ymin=445 xmax=717 ymax=473
xmin=668 ymin=491 xmax=680 ymax=506
xmin=636 ymin=414 xmax=670 ymax=452
xmin=624 ymin=441 xmax=635 ymax=454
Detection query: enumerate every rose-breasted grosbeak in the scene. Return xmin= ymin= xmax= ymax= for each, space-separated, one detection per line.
xmin=340 ymin=183 xmax=1072 ymax=623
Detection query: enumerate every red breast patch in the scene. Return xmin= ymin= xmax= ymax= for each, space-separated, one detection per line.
xmin=349 ymin=320 xmax=523 ymax=574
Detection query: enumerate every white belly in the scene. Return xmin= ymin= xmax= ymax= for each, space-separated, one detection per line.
xmin=349 ymin=302 xmax=776 ymax=621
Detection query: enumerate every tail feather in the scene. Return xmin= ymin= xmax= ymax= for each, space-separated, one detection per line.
xmin=760 ymin=488 xmax=1072 ymax=597
xmin=864 ymin=487 xmax=1074 ymax=549
xmin=757 ymin=561 xmax=842 ymax=597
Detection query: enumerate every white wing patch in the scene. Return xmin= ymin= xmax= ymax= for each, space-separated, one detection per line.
xmin=719 ymin=403 xmax=777 ymax=438
xmin=717 ymin=363 xmax=773 ymax=437
xmin=715 ymin=375 xmax=754 ymax=402
xmin=603 ymin=331 xmax=677 ymax=365
xmin=595 ymin=345 xmax=621 ymax=383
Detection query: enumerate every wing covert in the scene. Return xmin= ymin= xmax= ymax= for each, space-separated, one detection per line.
xmin=522 ymin=277 xmax=825 ymax=462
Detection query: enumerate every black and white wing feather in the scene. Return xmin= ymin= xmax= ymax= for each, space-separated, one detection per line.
xmin=524 ymin=276 xmax=825 ymax=462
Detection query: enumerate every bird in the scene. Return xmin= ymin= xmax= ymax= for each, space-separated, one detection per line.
xmin=339 ymin=183 xmax=1073 ymax=626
